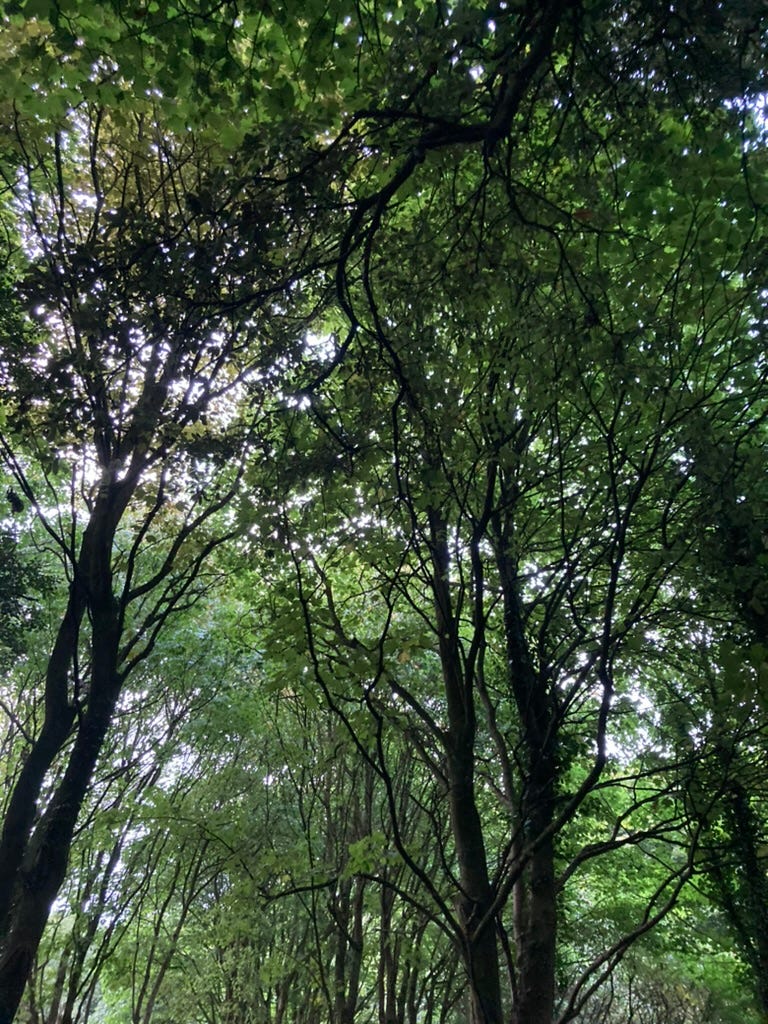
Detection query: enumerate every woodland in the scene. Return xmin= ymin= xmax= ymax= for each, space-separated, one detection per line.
xmin=1 ymin=2 xmax=768 ymax=1023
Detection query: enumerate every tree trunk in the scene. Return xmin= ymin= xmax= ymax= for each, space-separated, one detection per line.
xmin=717 ymin=778 xmax=768 ymax=1020
xmin=429 ymin=512 xmax=503 ymax=1024
xmin=496 ymin=530 xmax=558 ymax=1024
xmin=378 ymin=885 xmax=397 ymax=1024
xmin=511 ymin=799 xmax=557 ymax=1024
xmin=0 ymin=485 xmax=126 ymax=1024
xmin=444 ymin=739 xmax=502 ymax=1024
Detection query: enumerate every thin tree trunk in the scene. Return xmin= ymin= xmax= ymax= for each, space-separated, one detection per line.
xmin=447 ymin=744 xmax=503 ymax=1024
xmin=496 ymin=526 xmax=558 ymax=1024
xmin=512 ymin=803 xmax=557 ymax=1024
xmin=429 ymin=511 xmax=503 ymax=1024
xmin=0 ymin=482 xmax=128 ymax=1024
xmin=0 ymin=675 xmax=122 ymax=1024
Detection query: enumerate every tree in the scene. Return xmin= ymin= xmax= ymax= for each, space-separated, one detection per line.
xmin=251 ymin=6 xmax=768 ymax=1021
xmin=0 ymin=86 xmax=329 ymax=1019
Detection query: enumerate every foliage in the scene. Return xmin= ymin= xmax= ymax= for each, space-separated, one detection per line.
xmin=0 ymin=523 xmax=49 ymax=669
xmin=2 ymin=2 xmax=768 ymax=1024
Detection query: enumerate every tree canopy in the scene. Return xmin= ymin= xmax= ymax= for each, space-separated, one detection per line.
xmin=2 ymin=2 xmax=768 ymax=1023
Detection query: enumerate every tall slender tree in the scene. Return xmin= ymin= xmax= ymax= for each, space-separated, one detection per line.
xmin=0 ymin=97 xmax=328 ymax=1020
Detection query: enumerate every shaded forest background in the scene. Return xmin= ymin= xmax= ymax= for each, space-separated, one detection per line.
xmin=2 ymin=2 xmax=768 ymax=1023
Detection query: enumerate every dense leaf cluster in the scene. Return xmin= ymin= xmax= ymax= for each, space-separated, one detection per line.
xmin=2 ymin=2 xmax=768 ymax=1024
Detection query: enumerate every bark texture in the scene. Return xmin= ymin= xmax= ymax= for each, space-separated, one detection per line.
xmin=430 ymin=512 xmax=504 ymax=1024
